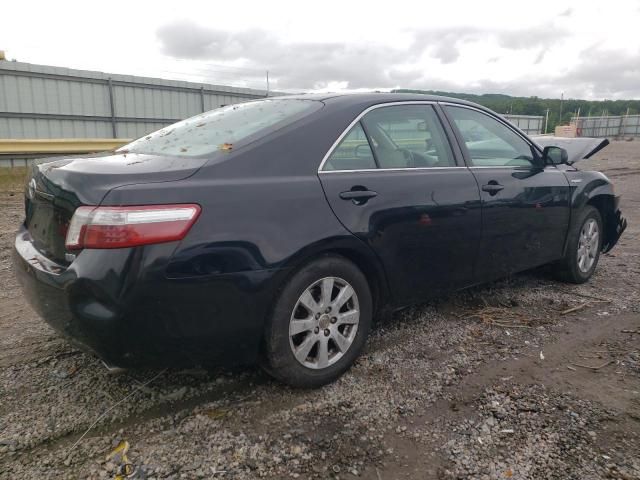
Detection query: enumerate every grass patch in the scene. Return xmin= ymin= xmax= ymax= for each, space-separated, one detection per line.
xmin=0 ymin=167 xmax=28 ymax=193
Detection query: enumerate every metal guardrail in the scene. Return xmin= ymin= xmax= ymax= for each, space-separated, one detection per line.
xmin=0 ymin=139 xmax=129 ymax=168
xmin=0 ymin=138 xmax=129 ymax=154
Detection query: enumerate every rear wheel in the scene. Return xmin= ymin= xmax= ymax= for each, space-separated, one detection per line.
xmin=554 ymin=206 xmax=603 ymax=284
xmin=263 ymin=256 xmax=372 ymax=388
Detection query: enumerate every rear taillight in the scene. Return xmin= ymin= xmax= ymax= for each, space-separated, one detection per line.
xmin=65 ymin=204 xmax=201 ymax=250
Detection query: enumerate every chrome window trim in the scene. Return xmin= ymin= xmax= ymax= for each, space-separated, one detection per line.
xmin=318 ymin=101 xmax=447 ymax=174
xmin=467 ymin=167 xmax=566 ymax=175
xmin=320 ymin=166 xmax=467 ymax=174
xmin=468 ymin=166 xmax=558 ymax=170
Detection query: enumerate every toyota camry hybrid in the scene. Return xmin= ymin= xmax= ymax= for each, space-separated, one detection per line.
xmin=13 ymin=93 xmax=627 ymax=387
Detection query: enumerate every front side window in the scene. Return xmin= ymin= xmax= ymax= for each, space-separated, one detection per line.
xmin=361 ymin=105 xmax=455 ymax=168
xmin=445 ymin=106 xmax=537 ymax=167
xmin=322 ymin=123 xmax=377 ymax=171
xmin=119 ymin=99 xmax=321 ymax=157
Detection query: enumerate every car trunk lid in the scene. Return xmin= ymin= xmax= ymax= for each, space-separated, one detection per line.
xmin=24 ymin=152 xmax=209 ymax=266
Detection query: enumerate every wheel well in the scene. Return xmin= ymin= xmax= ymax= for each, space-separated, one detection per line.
xmin=259 ymin=247 xmax=389 ymax=362
xmin=327 ymin=248 xmax=387 ymax=317
xmin=281 ymin=248 xmax=389 ymax=320
xmin=586 ymin=194 xmax=614 ymax=246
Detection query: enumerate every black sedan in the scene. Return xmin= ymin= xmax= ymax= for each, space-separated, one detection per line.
xmin=13 ymin=94 xmax=627 ymax=387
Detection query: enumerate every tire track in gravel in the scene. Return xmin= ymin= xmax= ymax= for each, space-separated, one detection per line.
xmin=7 ymin=369 xmax=268 ymax=458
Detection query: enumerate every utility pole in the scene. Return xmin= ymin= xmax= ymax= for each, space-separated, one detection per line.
xmin=266 ymin=70 xmax=270 ymax=97
xmin=621 ymin=107 xmax=630 ymax=137
xmin=544 ymin=108 xmax=549 ymax=134
xmin=559 ymin=92 xmax=564 ymax=125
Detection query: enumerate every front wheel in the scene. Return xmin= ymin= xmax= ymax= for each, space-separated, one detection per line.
xmin=554 ymin=206 xmax=603 ymax=284
xmin=263 ymin=256 xmax=372 ymax=388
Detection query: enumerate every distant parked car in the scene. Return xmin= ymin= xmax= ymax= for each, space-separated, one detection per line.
xmin=13 ymin=94 xmax=627 ymax=387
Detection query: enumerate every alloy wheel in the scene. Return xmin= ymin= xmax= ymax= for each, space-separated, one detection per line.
xmin=289 ymin=277 xmax=360 ymax=369
xmin=577 ymin=218 xmax=599 ymax=273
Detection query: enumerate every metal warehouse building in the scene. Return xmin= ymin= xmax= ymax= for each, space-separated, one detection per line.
xmin=0 ymin=59 xmax=272 ymax=140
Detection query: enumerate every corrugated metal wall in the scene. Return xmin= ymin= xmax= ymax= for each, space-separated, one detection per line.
xmin=503 ymin=114 xmax=544 ymax=135
xmin=0 ymin=61 xmax=273 ymax=140
xmin=572 ymin=115 xmax=640 ymax=138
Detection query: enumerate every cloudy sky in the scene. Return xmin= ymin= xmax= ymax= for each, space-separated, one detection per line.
xmin=2 ymin=0 xmax=639 ymax=99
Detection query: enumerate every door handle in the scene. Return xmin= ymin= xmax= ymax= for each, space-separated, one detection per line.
xmin=339 ymin=189 xmax=378 ymax=205
xmin=482 ymin=183 xmax=504 ymax=195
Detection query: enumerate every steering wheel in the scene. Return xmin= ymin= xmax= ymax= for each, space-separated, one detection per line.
xmin=399 ymin=148 xmax=416 ymax=168
xmin=424 ymin=139 xmax=434 ymax=153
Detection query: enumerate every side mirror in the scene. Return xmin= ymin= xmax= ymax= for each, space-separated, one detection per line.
xmin=542 ymin=146 xmax=569 ymax=165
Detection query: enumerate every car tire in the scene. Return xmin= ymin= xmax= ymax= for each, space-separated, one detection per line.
xmin=554 ymin=206 xmax=603 ymax=284
xmin=263 ymin=255 xmax=372 ymax=388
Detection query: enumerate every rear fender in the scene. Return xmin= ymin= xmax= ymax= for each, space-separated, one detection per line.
xmin=275 ymin=235 xmax=392 ymax=318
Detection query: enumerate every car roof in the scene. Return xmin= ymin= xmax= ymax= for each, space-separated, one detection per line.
xmin=268 ymin=92 xmax=481 ymax=109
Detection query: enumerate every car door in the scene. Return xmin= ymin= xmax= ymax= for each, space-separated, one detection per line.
xmin=442 ymin=104 xmax=571 ymax=281
xmin=318 ymin=103 xmax=482 ymax=305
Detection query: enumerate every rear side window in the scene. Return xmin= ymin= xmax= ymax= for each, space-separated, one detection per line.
xmin=362 ymin=105 xmax=455 ymax=168
xmin=445 ymin=106 xmax=536 ymax=167
xmin=322 ymin=123 xmax=377 ymax=171
xmin=119 ymin=99 xmax=321 ymax=157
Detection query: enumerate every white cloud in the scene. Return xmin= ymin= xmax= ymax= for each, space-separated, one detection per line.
xmin=1 ymin=0 xmax=639 ymax=99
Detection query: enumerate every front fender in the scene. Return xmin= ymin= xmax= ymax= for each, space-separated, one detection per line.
xmin=566 ymin=171 xmax=613 ymax=210
xmin=564 ymin=170 xmax=626 ymax=253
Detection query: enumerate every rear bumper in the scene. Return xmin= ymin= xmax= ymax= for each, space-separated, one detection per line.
xmin=13 ymin=226 xmax=285 ymax=368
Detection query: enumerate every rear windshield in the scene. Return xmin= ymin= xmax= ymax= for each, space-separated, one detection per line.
xmin=118 ymin=99 xmax=321 ymax=157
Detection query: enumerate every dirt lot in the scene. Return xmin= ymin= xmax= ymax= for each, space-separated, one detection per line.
xmin=1 ymin=142 xmax=639 ymax=480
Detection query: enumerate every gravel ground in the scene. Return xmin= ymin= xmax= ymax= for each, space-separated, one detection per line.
xmin=0 ymin=141 xmax=639 ymax=479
